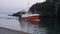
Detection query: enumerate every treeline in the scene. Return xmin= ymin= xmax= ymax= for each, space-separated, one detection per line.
xmin=29 ymin=1 xmax=55 ymax=16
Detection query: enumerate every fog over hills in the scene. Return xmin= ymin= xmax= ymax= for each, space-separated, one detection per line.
xmin=0 ymin=7 xmax=28 ymax=15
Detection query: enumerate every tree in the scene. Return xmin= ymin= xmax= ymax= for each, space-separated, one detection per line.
xmin=29 ymin=2 xmax=55 ymax=16
xmin=29 ymin=1 xmax=57 ymax=34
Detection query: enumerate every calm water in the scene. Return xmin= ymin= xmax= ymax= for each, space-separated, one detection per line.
xmin=0 ymin=14 xmax=47 ymax=34
xmin=0 ymin=14 xmax=34 ymax=33
xmin=0 ymin=14 xmax=21 ymax=31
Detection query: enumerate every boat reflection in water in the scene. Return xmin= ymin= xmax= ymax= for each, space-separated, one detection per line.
xmin=21 ymin=14 xmax=47 ymax=34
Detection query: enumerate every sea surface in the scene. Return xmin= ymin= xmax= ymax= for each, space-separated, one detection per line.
xmin=0 ymin=14 xmax=21 ymax=31
xmin=0 ymin=14 xmax=34 ymax=33
xmin=0 ymin=14 xmax=47 ymax=34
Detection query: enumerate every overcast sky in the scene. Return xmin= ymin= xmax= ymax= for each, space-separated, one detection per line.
xmin=0 ymin=0 xmax=46 ymax=14
xmin=0 ymin=0 xmax=46 ymax=8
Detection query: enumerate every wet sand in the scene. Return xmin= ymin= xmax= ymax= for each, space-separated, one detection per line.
xmin=0 ymin=27 xmax=31 ymax=34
